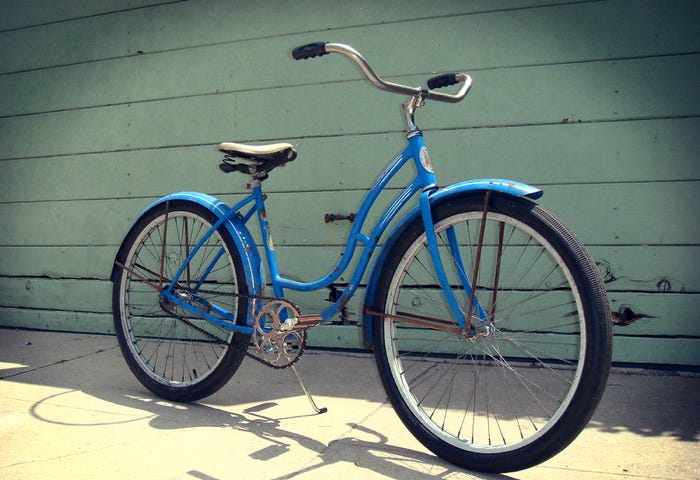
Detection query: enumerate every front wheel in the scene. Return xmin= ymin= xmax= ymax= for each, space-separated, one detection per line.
xmin=372 ymin=193 xmax=612 ymax=473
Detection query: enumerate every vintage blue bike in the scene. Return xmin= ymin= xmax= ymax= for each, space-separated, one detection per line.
xmin=111 ymin=42 xmax=612 ymax=472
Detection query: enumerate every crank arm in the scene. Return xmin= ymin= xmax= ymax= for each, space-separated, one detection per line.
xmin=295 ymin=314 xmax=324 ymax=329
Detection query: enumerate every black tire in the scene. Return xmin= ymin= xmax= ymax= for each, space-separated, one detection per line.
xmin=371 ymin=193 xmax=612 ymax=472
xmin=112 ymin=200 xmax=250 ymax=401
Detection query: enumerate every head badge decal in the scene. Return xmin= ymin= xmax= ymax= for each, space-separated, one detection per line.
xmin=419 ymin=146 xmax=433 ymax=173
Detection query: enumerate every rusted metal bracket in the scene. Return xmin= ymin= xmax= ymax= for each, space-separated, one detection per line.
xmin=364 ymin=307 xmax=465 ymax=336
xmin=324 ymin=212 xmax=356 ymax=223
xmin=114 ymin=260 xmax=164 ymax=292
xmin=465 ymin=190 xmax=491 ymax=333
xmin=326 ymin=284 xmax=356 ymax=324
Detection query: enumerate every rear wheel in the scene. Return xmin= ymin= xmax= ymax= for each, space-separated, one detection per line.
xmin=372 ymin=193 xmax=612 ymax=472
xmin=112 ymin=201 xmax=250 ymax=401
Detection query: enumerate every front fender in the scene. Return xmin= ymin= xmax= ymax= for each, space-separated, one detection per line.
xmin=112 ymin=192 xmax=264 ymax=299
xmin=361 ymin=179 xmax=542 ymax=349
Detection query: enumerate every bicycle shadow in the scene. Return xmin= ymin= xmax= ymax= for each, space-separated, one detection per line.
xmin=2 ymin=332 xmax=505 ymax=480
xmin=27 ymin=386 xmax=512 ymax=480
xmin=5 ymin=330 xmax=698 ymax=478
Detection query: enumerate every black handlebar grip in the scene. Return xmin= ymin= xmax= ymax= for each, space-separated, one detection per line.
xmin=427 ymin=73 xmax=459 ymax=90
xmin=292 ymin=42 xmax=329 ymax=60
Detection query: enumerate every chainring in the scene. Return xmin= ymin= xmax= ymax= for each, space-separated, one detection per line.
xmin=249 ymin=298 xmax=307 ymax=368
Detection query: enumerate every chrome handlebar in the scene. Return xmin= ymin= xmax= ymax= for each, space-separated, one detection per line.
xmin=292 ymin=42 xmax=472 ymax=103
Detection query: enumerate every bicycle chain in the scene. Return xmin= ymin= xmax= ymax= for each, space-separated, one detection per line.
xmin=171 ymin=287 xmax=308 ymax=369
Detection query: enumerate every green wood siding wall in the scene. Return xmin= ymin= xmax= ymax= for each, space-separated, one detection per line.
xmin=1 ymin=0 xmax=698 ymax=367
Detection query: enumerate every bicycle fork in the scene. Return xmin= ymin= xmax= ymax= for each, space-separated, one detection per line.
xmin=419 ymin=190 xmax=494 ymax=339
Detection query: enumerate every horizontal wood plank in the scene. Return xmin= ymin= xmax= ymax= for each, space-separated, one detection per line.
xmin=0 ymin=0 xmax=172 ymax=32
xmin=611 ymin=336 xmax=700 ymax=366
xmin=1 ymin=245 xmax=698 ymax=296
xmin=0 ymin=307 xmax=114 ymax=333
xmin=2 ymin=118 xmax=699 ymax=204
xmin=1 ymin=182 xmax=698 ymax=247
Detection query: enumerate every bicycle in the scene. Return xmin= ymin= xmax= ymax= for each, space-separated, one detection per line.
xmin=111 ymin=42 xmax=612 ymax=473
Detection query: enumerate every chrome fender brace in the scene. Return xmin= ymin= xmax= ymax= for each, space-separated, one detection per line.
xmin=361 ymin=179 xmax=542 ymax=348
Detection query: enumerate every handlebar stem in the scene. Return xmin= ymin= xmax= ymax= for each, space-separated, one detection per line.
xmin=403 ymin=94 xmax=425 ymax=138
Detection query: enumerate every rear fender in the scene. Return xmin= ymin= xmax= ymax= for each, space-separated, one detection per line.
xmin=361 ymin=179 xmax=542 ymax=348
xmin=111 ymin=192 xmax=264 ymax=299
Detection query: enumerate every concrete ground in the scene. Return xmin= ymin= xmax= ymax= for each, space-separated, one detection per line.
xmin=1 ymin=328 xmax=698 ymax=480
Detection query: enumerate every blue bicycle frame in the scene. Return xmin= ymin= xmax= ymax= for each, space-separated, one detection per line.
xmin=152 ymin=129 xmax=542 ymax=338
xmin=255 ymin=133 xmax=441 ymax=322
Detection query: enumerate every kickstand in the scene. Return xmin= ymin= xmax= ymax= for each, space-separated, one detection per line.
xmin=290 ymin=364 xmax=327 ymax=414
